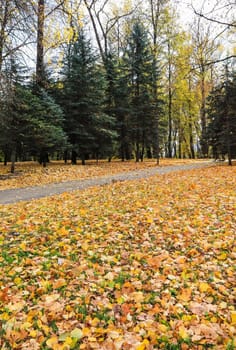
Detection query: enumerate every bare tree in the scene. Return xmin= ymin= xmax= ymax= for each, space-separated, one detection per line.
xmin=34 ymin=0 xmax=76 ymax=89
xmin=0 ymin=0 xmax=33 ymax=74
xmin=192 ymin=0 xmax=236 ymax=28
xmin=191 ymin=0 xmax=236 ymax=65
xmin=191 ymin=18 xmax=221 ymax=156
xmin=82 ymin=0 xmax=138 ymax=65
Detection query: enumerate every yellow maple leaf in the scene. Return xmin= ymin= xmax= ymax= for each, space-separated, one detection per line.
xmin=14 ymin=277 xmax=22 ymax=285
xmin=178 ymin=288 xmax=192 ymax=302
xmin=46 ymin=336 xmax=59 ymax=348
xmin=63 ymin=337 xmax=73 ymax=346
xmin=20 ymin=322 xmax=32 ymax=330
xmin=136 ymin=339 xmax=150 ymax=350
xmin=29 ymin=330 xmax=38 ymax=338
xmin=19 ymin=242 xmax=26 ymax=250
xmin=58 ymin=227 xmax=69 ymax=236
xmin=199 ymin=282 xmax=210 ymax=293
xmin=231 ymin=311 xmax=236 ymax=325
xmin=179 ymin=326 xmax=189 ymax=339
xmin=218 ymin=252 xmax=227 ymax=260
xmin=158 ymin=324 xmax=168 ymax=333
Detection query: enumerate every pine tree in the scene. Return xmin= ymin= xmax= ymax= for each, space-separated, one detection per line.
xmin=61 ymin=31 xmax=117 ymax=165
xmin=124 ymin=21 xmax=160 ymax=162
xmin=0 ymin=59 xmax=66 ymax=169
xmin=0 ymin=82 xmax=67 ymax=171
xmin=207 ymin=69 xmax=236 ymax=164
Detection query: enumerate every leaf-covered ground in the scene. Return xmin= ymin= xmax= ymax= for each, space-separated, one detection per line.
xmin=0 ymin=159 xmax=202 ymax=191
xmin=0 ymin=165 xmax=235 ymax=349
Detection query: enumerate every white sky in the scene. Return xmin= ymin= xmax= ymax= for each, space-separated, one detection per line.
xmin=176 ymin=0 xmax=234 ymax=26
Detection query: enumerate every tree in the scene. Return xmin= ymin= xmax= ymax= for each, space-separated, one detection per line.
xmin=0 ymin=85 xmax=67 ymax=171
xmin=0 ymin=0 xmax=33 ymax=75
xmin=81 ymin=0 xmax=138 ymax=151
xmin=60 ymin=30 xmax=116 ymax=165
xmin=148 ymin=0 xmax=168 ymax=163
xmin=124 ymin=21 xmax=160 ymax=162
xmin=0 ymin=61 xmax=67 ymax=172
xmin=30 ymin=90 xmax=67 ymax=165
xmin=111 ymin=56 xmax=132 ymax=161
xmin=82 ymin=0 xmax=137 ymax=65
xmin=167 ymin=32 xmax=200 ymax=159
xmin=35 ymin=0 xmax=45 ymax=88
xmin=26 ymin=0 xmax=83 ymax=91
xmin=160 ymin=9 xmax=188 ymax=158
xmin=190 ymin=17 xmax=221 ymax=157
xmin=192 ymin=0 xmax=236 ymax=29
xmin=207 ymin=68 xmax=236 ymax=164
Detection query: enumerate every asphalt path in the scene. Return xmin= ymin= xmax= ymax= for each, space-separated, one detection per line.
xmin=0 ymin=161 xmax=215 ymax=205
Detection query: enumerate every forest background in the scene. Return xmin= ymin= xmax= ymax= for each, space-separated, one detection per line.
xmin=0 ymin=0 xmax=235 ymax=171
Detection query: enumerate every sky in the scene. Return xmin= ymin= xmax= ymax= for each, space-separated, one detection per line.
xmin=177 ymin=0 xmax=234 ymax=28
xmin=175 ymin=0 xmax=216 ymax=26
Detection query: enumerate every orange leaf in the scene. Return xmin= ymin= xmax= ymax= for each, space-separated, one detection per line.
xmin=178 ymin=288 xmax=192 ymax=302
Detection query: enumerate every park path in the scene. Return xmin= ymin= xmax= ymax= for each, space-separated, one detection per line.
xmin=0 ymin=161 xmax=215 ymax=204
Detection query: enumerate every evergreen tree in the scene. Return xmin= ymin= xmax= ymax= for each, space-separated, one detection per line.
xmin=124 ymin=21 xmax=161 ymax=162
xmin=0 ymin=80 xmax=67 ymax=171
xmin=61 ymin=31 xmax=117 ymax=165
xmin=207 ymin=69 xmax=236 ymax=164
xmin=104 ymin=55 xmax=133 ymax=161
xmin=114 ymin=61 xmax=133 ymax=161
xmin=29 ymin=89 xmax=67 ymax=166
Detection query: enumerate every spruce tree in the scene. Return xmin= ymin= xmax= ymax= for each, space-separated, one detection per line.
xmin=61 ymin=31 xmax=117 ymax=165
xmin=124 ymin=21 xmax=160 ymax=162
xmin=207 ymin=69 xmax=236 ymax=164
xmin=0 ymin=57 xmax=66 ymax=171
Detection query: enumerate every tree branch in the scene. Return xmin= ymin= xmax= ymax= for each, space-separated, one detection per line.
xmin=204 ymin=55 xmax=236 ymax=66
xmin=45 ymin=0 xmax=66 ymax=18
xmin=193 ymin=8 xmax=236 ymax=28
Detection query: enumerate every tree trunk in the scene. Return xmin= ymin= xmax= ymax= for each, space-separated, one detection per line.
xmin=225 ymin=66 xmax=232 ymax=166
xmin=0 ymin=1 xmax=8 ymax=74
xmin=82 ymin=0 xmax=106 ymax=64
xmin=147 ymin=146 xmax=152 ymax=159
xmin=150 ymin=0 xmax=162 ymax=165
xmin=81 ymin=154 xmax=86 ymax=165
xmin=36 ymin=0 xmax=45 ymax=89
xmin=189 ymin=122 xmax=195 ymax=159
xmin=188 ymin=78 xmax=195 ymax=159
xmin=71 ymin=150 xmax=77 ymax=165
xmin=151 ymin=52 xmax=160 ymax=164
xmin=39 ymin=150 xmax=48 ymax=167
xmin=141 ymin=130 xmax=145 ymax=161
xmin=4 ymin=147 xmax=9 ymax=165
xmin=120 ymin=121 xmax=126 ymax=161
xmin=178 ymin=142 xmax=182 ymax=159
xmin=125 ymin=146 xmax=131 ymax=160
xmin=10 ymin=148 xmax=16 ymax=174
xmin=167 ymin=40 xmax=172 ymax=158
xmin=200 ymin=65 xmax=208 ymax=157
xmin=135 ymin=142 xmax=140 ymax=162
xmin=64 ymin=150 xmax=68 ymax=164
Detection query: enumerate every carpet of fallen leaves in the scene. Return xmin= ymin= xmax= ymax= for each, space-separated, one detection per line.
xmin=0 ymin=159 xmax=201 ymax=190
xmin=0 ymin=165 xmax=236 ymax=350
